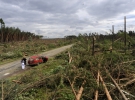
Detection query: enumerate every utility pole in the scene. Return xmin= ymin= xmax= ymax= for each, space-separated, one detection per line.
xmin=112 ymin=25 xmax=114 ymax=51
xmin=124 ymin=16 xmax=126 ymax=46
xmin=124 ymin=16 xmax=127 ymax=54
xmin=0 ymin=18 xmax=2 ymax=42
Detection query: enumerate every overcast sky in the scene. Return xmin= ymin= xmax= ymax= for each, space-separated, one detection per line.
xmin=0 ymin=0 xmax=135 ymax=38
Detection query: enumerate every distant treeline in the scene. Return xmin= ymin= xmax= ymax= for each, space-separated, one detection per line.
xmin=0 ymin=18 xmax=43 ymax=43
xmin=65 ymin=30 xmax=135 ymax=41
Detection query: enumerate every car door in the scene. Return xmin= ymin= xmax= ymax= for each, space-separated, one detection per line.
xmin=38 ymin=56 xmax=43 ymax=63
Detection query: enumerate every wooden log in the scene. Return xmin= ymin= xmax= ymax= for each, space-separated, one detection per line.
xmin=1 ymin=80 xmax=4 ymax=100
xmin=105 ymin=68 xmax=128 ymax=100
xmin=69 ymin=57 xmax=72 ymax=64
xmin=68 ymin=51 xmax=72 ymax=64
xmin=123 ymin=78 xmax=135 ymax=87
xmin=99 ymin=72 xmax=112 ymax=100
xmin=76 ymin=80 xmax=86 ymax=100
xmin=94 ymin=70 xmax=100 ymax=100
xmin=67 ymin=77 xmax=77 ymax=99
xmin=120 ymin=60 xmax=135 ymax=64
xmin=12 ymin=80 xmax=22 ymax=84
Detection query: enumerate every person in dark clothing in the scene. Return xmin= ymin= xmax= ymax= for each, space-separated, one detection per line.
xmin=41 ymin=56 xmax=48 ymax=63
xmin=21 ymin=56 xmax=27 ymax=65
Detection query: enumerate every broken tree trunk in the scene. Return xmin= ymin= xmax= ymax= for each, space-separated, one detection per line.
xmin=1 ymin=80 xmax=4 ymax=100
xmin=99 ymin=72 xmax=112 ymax=100
xmin=123 ymin=78 xmax=135 ymax=87
xmin=105 ymin=68 xmax=128 ymax=100
xmin=12 ymin=80 xmax=22 ymax=84
xmin=67 ymin=77 xmax=77 ymax=99
xmin=68 ymin=51 xmax=72 ymax=64
xmin=94 ymin=70 xmax=100 ymax=100
xmin=76 ymin=80 xmax=86 ymax=100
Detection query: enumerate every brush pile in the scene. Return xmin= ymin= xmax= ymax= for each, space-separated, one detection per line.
xmin=1 ymin=34 xmax=135 ymax=100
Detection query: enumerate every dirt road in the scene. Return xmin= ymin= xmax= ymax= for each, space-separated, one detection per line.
xmin=0 ymin=44 xmax=73 ymax=80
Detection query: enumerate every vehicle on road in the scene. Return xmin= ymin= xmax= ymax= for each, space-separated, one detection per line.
xmin=28 ymin=55 xmax=48 ymax=66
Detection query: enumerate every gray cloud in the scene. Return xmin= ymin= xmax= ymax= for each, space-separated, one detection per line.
xmin=86 ymin=0 xmax=135 ymax=20
xmin=0 ymin=0 xmax=135 ymax=38
xmin=27 ymin=0 xmax=79 ymax=13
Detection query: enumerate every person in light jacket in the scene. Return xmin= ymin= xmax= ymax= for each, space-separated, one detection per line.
xmin=21 ymin=60 xmax=25 ymax=69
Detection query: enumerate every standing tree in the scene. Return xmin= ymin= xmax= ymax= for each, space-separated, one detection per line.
xmin=0 ymin=18 xmax=5 ymax=42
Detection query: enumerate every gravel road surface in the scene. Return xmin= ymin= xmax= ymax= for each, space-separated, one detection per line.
xmin=0 ymin=44 xmax=73 ymax=80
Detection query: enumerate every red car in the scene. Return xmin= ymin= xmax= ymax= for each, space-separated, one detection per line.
xmin=28 ymin=55 xmax=48 ymax=66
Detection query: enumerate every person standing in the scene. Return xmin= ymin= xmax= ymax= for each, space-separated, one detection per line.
xmin=21 ymin=60 xmax=25 ymax=69
xmin=21 ymin=56 xmax=27 ymax=69
xmin=22 ymin=56 xmax=27 ymax=65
